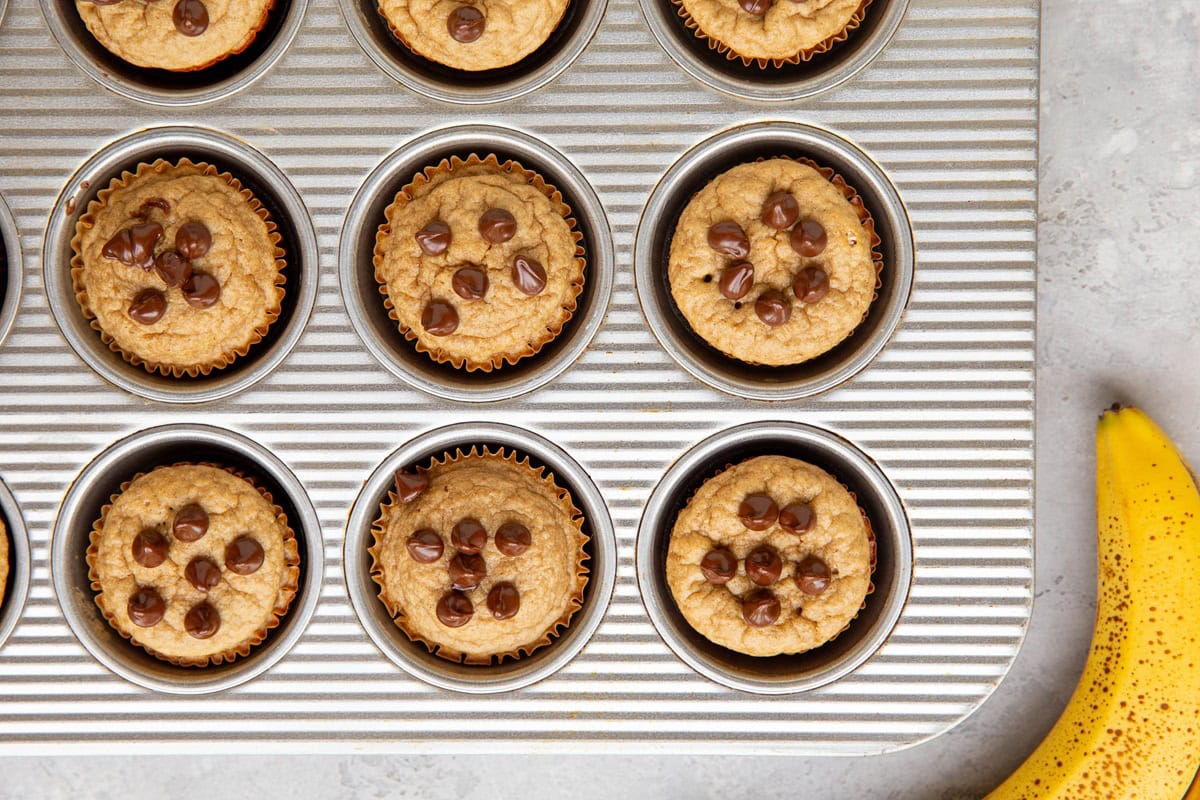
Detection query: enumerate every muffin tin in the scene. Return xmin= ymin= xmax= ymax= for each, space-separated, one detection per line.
xmin=0 ymin=0 xmax=1037 ymax=755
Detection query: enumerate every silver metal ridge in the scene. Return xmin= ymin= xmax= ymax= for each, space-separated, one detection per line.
xmin=0 ymin=192 xmax=20 ymax=350
xmin=0 ymin=476 xmax=31 ymax=654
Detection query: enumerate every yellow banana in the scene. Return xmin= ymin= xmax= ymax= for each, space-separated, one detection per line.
xmin=1187 ymin=766 xmax=1200 ymax=800
xmin=985 ymin=405 xmax=1200 ymax=800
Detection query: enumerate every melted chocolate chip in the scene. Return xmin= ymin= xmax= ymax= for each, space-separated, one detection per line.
xmin=128 ymin=289 xmax=166 ymax=325
xmin=744 ymin=546 xmax=783 ymax=587
xmin=738 ymin=0 xmax=773 ymax=14
xmin=478 ymin=208 xmax=516 ymax=244
xmin=450 ymin=518 xmax=487 ymax=554
xmin=415 ymin=220 xmax=452 ymax=255
xmin=511 ymin=255 xmax=547 ymax=296
xmin=185 ymin=557 xmax=221 ymax=593
xmin=185 ymin=601 xmax=220 ymax=639
xmin=127 ymin=587 xmax=165 ymax=627
xmin=706 ymin=221 xmax=750 ymax=258
xmin=699 ymin=548 xmax=737 ymax=585
xmin=495 ymin=522 xmax=532 ymax=557
xmin=173 ymin=0 xmax=209 ymax=36
xmin=225 ymin=536 xmax=265 ymax=575
xmin=135 ymin=197 xmax=171 ymax=218
xmin=487 ymin=582 xmax=520 ymax=620
xmin=102 ymin=222 xmax=163 ymax=270
xmin=449 ymin=553 xmax=487 ymax=590
xmin=790 ymin=219 xmax=827 ymax=257
xmin=742 ymin=589 xmax=781 ymax=627
xmin=452 ymin=266 xmax=488 ymax=300
xmin=182 ymin=272 xmax=220 ymax=309
xmin=394 ymin=469 xmax=429 ymax=502
xmin=173 ymin=503 xmax=209 ymax=542
xmin=779 ymin=502 xmax=814 ymax=535
xmin=754 ymin=290 xmax=792 ymax=326
xmin=718 ymin=261 xmax=754 ymax=301
xmin=406 ymin=529 xmax=444 ymax=563
xmin=447 ymin=5 xmax=485 ymax=43
xmin=131 ymin=529 xmax=168 ymax=569
xmin=421 ymin=300 xmax=458 ymax=336
xmin=761 ymin=191 xmax=799 ymax=230
xmin=793 ymin=267 xmax=830 ymax=304
xmin=175 ymin=221 xmax=212 ymax=259
xmin=795 ymin=555 xmax=831 ymax=595
xmin=738 ymin=493 xmax=778 ymax=531
xmin=153 ymin=250 xmax=192 ymax=288
xmin=436 ymin=591 xmax=474 ymax=627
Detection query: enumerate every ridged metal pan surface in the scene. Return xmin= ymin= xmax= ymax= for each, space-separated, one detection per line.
xmin=0 ymin=0 xmax=1037 ymax=755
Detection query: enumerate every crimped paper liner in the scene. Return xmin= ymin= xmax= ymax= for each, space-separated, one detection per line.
xmin=368 ymin=445 xmax=591 ymax=665
xmin=372 ymin=152 xmax=587 ymax=372
xmin=673 ymin=0 xmax=875 ymax=69
xmin=70 ymin=158 xmax=287 ymax=378
xmin=669 ymin=457 xmax=877 ymax=657
xmin=86 ymin=462 xmax=301 ymax=668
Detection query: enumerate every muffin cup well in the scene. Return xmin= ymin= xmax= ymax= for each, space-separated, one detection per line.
xmin=641 ymin=0 xmax=909 ymax=101
xmin=38 ymin=0 xmax=308 ymax=106
xmin=636 ymin=420 xmax=912 ymax=694
xmin=0 ymin=192 xmax=21 ymax=351
xmin=341 ymin=125 xmax=614 ymax=403
xmin=0 ymin=476 xmax=32 ymax=654
xmin=634 ymin=121 xmax=914 ymax=401
xmin=338 ymin=0 xmax=606 ymax=104
xmin=44 ymin=126 xmax=319 ymax=404
xmin=50 ymin=424 xmax=324 ymax=694
xmin=345 ymin=422 xmax=616 ymax=693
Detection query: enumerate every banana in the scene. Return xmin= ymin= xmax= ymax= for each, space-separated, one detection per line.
xmin=1187 ymin=767 xmax=1200 ymax=800
xmin=984 ymin=405 xmax=1200 ymax=800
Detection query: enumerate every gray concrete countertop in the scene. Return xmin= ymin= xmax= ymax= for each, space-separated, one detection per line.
xmin=3 ymin=1 xmax=1198 ymax=797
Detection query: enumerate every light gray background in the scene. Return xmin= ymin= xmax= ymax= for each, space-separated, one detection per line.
xmin=2 ymin=0 xmax=1196 ymax=797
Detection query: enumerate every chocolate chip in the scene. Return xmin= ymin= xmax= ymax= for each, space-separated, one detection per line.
xmin=738 ymin=493 xmax=778 ymax=531
xmin=447 ymin=5 xmax=485 ymax=43
xmin=102 ymin=222 xmax=162 ymax=270
xmin=706 ymin=221 xmax=750 ymax=258
xmin=718 ymin=261 xmax=754 ymax=301
xmin=495 ymin=522 xmax=532 ymax=556
xmin=795 ymin=555 xmax=831 ymax=595
xmin=744 ymin=546 xmax=783 ymax=586
xmin=173 ymin=0 xmax=209 ymax=36
xmin=450 ymin=518 xmax=486 ymax=554
xmin=793 ymin=267 xmax=830 ymax=304
xmin=742 ymin=589 xmax=781 ymax=627
xmin=185 ymin=557 xmax=221 ymax=593
xmin=182 ymin=272 xmax=220 ymax=309
xmin=699 ymin=548 xmax=736 ymax=584
xmin=175 ymin=221 xmax=212 ymax=259
xmin=449 ymin=553 xmax=487 ymax=590
xmin=421 ymin=300 xmax=458 ymax=336
xmin=405 ymin=529 xmax=444 ymax=563
xmin=754 ymin=290 xmax=792 ymax=326
xmin=436 ymin=591 xmax=474 ymax=627
xmin=131 ymin=529 xmax=168 ymax=569
xmin=511 ymin=254 xmax=547 ymax=296
xmin=779 ymin=502 xmax=814 ymax=535
xmin=127 ymin=587 xmax=165 ymax=627
xmin=452 ymin=266 xmax=488 ymax=300
xmin=185 ymin=601 xmax=220 ymax=639
xmin=478 ymin=208 xmax=516 ymax=244
xmin=225 ymin=536 xmax=265 ymax=575
xmin=487 ymin=582 xmax=520 ymax=620
xmin=173 ymin=503 xmax=209 ymax=542
xmin=135 ymin=197 xmax=171 ymax=218
xmin=128 ymin=289 xmax=166 ymax=325
xmin=415 ymin=220 xmax=452 ymax=256
xmin=153 ymin=250 xmax=192 ymax=288
xmin=393 ymin=469 xmax=429 ymax=502
xmin=761 ymin=191 xmax=799 ymax=230
xmin=790 ymin=219 xmax=827 ymax=257
xmin=738 ymin=0 xmax=773 ymax=14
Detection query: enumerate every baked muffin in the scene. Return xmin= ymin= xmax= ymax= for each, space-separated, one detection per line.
xmin=75 ymin=0 xmax=276 ymax=72
xmin=373 ymin=153 xmax=585 ymax=372
xmin=377 ymin=0 xmax=570 ymax=71
xmin=666 ymin=455 xmax=873 ymax=657
xmin=369 ymin=446 xmax=589 ymax=664
xmin=675 ymin=0 xmax=873 ymax=66
xmin=668 ymin=157 xmax=880 ymax=367
xmin=87 ymin=463 xmax=300 ymax=667
xmin=71 ymin=159 xmax=286 ymax=378
xmin=0 ymin=516 xmax=8 ymax=610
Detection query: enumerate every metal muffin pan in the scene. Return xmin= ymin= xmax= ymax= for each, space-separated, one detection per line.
xmin=340 ymin=123 xmax=615 ymax=402
xmin=0 ymin=476 xmax=32 ymax=655
xmin=0 ymin=0 xmax=1037 ymax=755
xmin=635 ymin=120 xmax=914 ymax=401
xmin=344 ymin=421 xmax=617 ymax=693
xmin=637 ymin=420 xmax=912 ymax=694
xmin=50 ymin=423 xmax=325 ymax=694
xmin=43 ymin=124 xmax=320 ymax=404
xmin=0 ymin=191 xmax=20 ymax=350
xmin=39 ymin=0 xmax=309 ymax=106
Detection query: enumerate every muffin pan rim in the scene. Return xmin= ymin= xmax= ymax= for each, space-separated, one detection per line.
xmin=0 ymin=475 xmax=32 ymax=655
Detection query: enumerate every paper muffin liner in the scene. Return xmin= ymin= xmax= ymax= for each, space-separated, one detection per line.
xmin=368 ymin=445 xmax=591 ymax=665
xmin=86 ymin=462 xmax=301 ymax=668
xmin=70 ymin=158 xmax=287 ymax=378
xmin=673 ymin=0 xmax=875 ymax=69
xmin=372 ymin=152 xmax=587 ymax=372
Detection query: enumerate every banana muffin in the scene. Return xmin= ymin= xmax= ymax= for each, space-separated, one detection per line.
xmin=675 ymin=0 xmax=873 ymax=66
